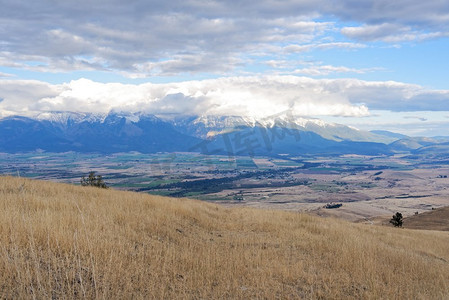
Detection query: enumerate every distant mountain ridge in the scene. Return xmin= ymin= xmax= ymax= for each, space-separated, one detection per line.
xmin=167 ymin=115 xmax=396 ymax=143
xmin=0 ymin=112 xmax=200 ymax=153
xmin=0 ymin=111 xmax=447 ymax=156
xmin=370 ymin=130 xmax=408 ymax=140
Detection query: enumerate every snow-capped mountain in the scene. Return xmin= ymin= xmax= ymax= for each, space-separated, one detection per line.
xmin=0 ymin=111 xmax=436 ymax=155
xmin=167 ymin=114 xmax=396 ymax=144
xmin=0 ymin=111 xmax=200 ymax=153
xmin=34 ymin=111 xmax=106 ymax=129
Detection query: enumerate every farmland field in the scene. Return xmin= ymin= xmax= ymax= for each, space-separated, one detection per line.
xmin=1 ymin=151 xmax=449 ymax=222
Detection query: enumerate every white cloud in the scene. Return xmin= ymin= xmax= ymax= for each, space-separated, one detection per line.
xmin=341 ymin=23 xmax=409 ymax=41
xmin=264 ymin=60 xmax=380 ymax=77
xmin=284 ymin=42 xmax=366 ymax=53
xmin=0 ymin=79 xmax=62 ymax=115
xmin=0 ymin=72 xmax=14 ymax=78
xmin=1 ymin=76 xmax=449 ymax=120
xmin=0 ymin=77 xmax=368 ymax=118
xmin=132 ymin=54 xmax=243 ymax=77
xmin=292 ymin=65 xmax=369 ymax=76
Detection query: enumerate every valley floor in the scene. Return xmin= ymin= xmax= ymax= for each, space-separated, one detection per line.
xmin=1 ymin=176 xmax=449 ymax=299
xmin=2 ymin=152 xmax=449 ymax=223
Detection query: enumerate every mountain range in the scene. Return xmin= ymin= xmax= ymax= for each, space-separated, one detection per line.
xmin=0 ymin=111 xmax=448 ymax=156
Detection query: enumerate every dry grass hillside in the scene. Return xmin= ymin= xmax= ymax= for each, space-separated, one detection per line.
xmin=404 ymin=207 xmax=449 ymax=231
xmin=1 ymin=176 xmax=449 ymax=299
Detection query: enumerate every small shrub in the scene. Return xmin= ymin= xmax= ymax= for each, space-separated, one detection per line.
xmin=81 ymin=171 xmax=108 ymax=189
xmin=389 ymin=212 xmax=403 ymax=227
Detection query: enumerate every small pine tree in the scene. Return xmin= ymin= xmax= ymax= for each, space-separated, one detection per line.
xmin=389 ymin=212 xmax=403 ymax=227
xmin=81 ymin=171 xmax=108 ymax=189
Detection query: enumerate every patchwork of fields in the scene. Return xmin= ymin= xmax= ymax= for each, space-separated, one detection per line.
xmin=1 ymin=151 xmax=448 ymax=221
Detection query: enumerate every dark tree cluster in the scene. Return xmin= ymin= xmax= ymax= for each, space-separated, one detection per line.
xmin=81 ymin=171 xmax=108 ymax=189
xmin=390 ymin=212 xmax=403 ymax=227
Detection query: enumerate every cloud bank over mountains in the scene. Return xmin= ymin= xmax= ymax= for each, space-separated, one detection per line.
xmin=1 ymin=76 xmax=449 ymax=120
xmin=1 ymin=0 xmax=448 ymax=136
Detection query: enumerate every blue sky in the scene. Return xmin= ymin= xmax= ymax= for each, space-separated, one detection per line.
xmin=1 ymin=0 xmax=449 ymax=135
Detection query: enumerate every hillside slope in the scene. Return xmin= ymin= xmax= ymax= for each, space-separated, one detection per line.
xmin=1 ymin=176 xmax=449 ymax=299
xmin=404 ymin=206 xmax=449 ymax=231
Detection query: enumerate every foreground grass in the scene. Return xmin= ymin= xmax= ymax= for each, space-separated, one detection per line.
xmin=1 ymin=176 xmax=449 ymax=299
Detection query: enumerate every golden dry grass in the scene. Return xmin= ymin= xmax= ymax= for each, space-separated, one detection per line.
xmin=404 ymin=207 xmax=449 ymax=231
xmin=1 ymin=176 xmax=449 ymax=299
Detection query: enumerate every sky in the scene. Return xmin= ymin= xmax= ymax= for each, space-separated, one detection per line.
xmin=1 ymin=0 xmax=449 ymax=136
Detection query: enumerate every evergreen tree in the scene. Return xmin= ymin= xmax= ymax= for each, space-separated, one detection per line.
xmin=81 ymin=171 xmax=108 ymax=189
xmin=389 ymin=212 xmax=403 ymax=227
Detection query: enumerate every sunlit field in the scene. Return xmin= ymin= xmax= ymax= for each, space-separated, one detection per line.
xmin=1 ymin=176 xmax=448 ymax=299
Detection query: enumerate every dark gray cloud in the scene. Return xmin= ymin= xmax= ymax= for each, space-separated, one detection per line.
xmin=336 ymin=0 xmax=449 ymax=41
xmin=328 ymin=0 xmax=449 ymax=28
xmin=0 ymin=0 xmax=323 ymax=74
xmin=1 ymin=0 xmax=448 ymax=75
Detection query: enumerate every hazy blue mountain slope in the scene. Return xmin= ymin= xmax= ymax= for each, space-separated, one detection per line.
xmin=0 ymin=113 xmax=201 ymax=153
xmin=169 ymin=115 xmax=396 ymax=144
xmin=412 ymin=142 xmax=449 ymax=155
xmin=193 ymin=125 xmax=392 ymax=156
xmin=370 ymin=130 xmax=408 ymax=140
xmin=0 ymin=112 xmax=431 ymax=156
xmin=0 ymin=117 xmax=72 ymax=152
xmin=389 ymin=137 xmax=441 ymax=152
